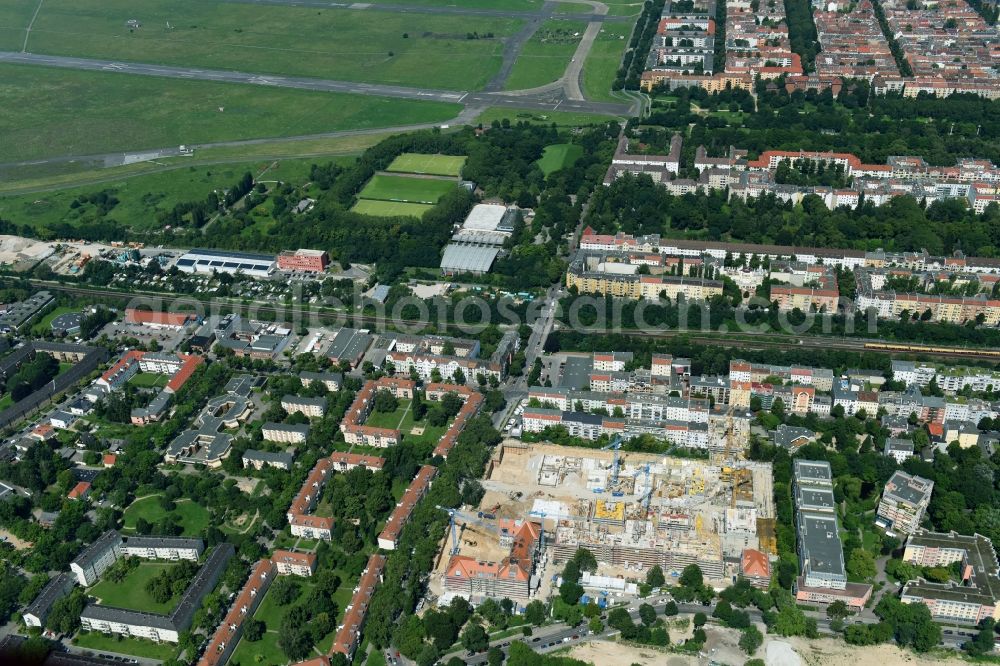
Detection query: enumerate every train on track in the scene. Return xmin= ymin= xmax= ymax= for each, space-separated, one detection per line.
xmin=864 ymin=342 xmax=1000 ymax=358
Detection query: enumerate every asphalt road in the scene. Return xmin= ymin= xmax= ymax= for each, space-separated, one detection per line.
xmin=442 ymin=596 xmax=976 ymax=664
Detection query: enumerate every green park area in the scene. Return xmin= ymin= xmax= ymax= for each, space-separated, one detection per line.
xmin=351 ymin=199 xmax=434 ymax=218
xmin=370 ymin=0 xmax=544 ymax=9
xmin=581 ymin=29 xmax=630 ymax=102
xmin=0 ymin=158 xmax=335 ymax=233
xmin=475 ymin=107 xmax=619 ymax=128
xmin=357 ymin=174 xmax=457 ymax=205
xmin=122 ymin=495 xmax=210 ymax=536
xmin=0 ymin=64 xmax=460 ymax=164
xmin=229 ymin=630 xmax=286 ymax=666
xmin=504 ymin=20 xmax=586 ymax=90
xmin=386 ymin=153 xmax=466 ymax=177
xmin=536 ymin=143 xmax=584 ymax=175
xmin=73 ymin=632 xmax=177 ymax=661
xmin=26 ymin=0 xmax=521 ymax=90
xmin=128 ymin=372 xmax=169 ymax=388
xmin=88 ymin=561 xmax=186 ymax=614
xmin=363 ymin=396 xmax=453 ymax=447
xmin=229 ymin=569 xmax=359 ymax=664
xmin=30 ymin=306 xmax=78 ymax=336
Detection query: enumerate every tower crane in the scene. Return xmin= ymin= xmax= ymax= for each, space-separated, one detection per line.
xmin=601 ymin=434 xmax=624 ymax=487
xmin=527 ymin=509 xmax=589 ymax=552
xmin=436 ymin=506 xmax=501 ymax=555
xmin=631 ymin=464 xmax=652 ymax=509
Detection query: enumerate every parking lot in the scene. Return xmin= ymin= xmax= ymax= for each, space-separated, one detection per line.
xmin=99 ymin=320 xmax=188 ymax=352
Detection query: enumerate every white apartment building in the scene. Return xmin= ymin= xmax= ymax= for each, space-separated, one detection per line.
xmin=120 ymin=536 xmax=204 ymax=561
xmin=70 ymin=530 xmax=123 ymax=586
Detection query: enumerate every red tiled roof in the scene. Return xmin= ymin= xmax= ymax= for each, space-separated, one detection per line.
xmin=199 ymin=559 xmax=275 ymax=666
xmin=166 ymin=354 xmax=204 ymax=393
xmin=125 ymin=308 xmax=196 ymax=327
xmin=741 ymin=548 xmax=771 ymax=579
xmin=378 ymin=466 xmax=437 ymax=547
xmin=328 ymin=452 xmax=385 ymax=470
xmin=68 ymin=481 xmax=91 ymax=499
xmin=331 ymin=554 xmax=386 ymax=657
xmin=272 ymin=549 xmax=317 ymax=569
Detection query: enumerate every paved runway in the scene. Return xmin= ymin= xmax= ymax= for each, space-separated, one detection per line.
xmin=0 ymin=51 xmax=632 ymax=115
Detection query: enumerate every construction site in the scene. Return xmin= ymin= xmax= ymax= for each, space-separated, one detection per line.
xmin=426 ymin=440 xmax=775 ymax=607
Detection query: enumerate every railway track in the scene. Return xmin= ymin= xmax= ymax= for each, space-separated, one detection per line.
xmin=31 ymin=280 xmax=1000 ymax=361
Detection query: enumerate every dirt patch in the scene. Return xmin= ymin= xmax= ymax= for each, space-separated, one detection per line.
xmin=780 ymin=636 xmax=965 ymax=666
xmin=0 ymin=528 xmax=32 ymax=550
xmin=568 ymin=640 xmax=691 ymax=666
xmin=568 ymin=632 xmax=967 ymax=666
xmin=235 ymin=477 xmax=260 ymax=494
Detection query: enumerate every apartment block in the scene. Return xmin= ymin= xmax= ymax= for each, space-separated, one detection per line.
xmin=378 ymin=466 xmax=436 ymax=551
xmin=281 ymin=395 xmax=327 ymax=418
xmin=875 ymin=471 xmax=933 ymax=536
xmin=261 ymin=422 xmax=310 ymax=444
xmin=792 ymin=460 xmax=872 ymax=608
xmin=70 ymin=530 xmax=123 ymax=587
xmin=901 ymin=531 xmax=1000 ymax=624
xmin=199 ymin=558 xmax=275 ymax=666
xmin=272 ymin=550 xmax=318 ymax=577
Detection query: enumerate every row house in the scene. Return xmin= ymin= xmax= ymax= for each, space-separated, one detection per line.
xmin=377 ymin=466 xmax=437 ymax=551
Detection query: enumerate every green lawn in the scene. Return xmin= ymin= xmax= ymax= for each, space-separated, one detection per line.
xmin=128 ymin=372 xmax=169 ymax=388
xmin=1 ymin=137 xmax=379 ymax=193
xmin=581 ymin=31 xmax=629 ymax=102
xmin=30 ymin=306 xmax=76 ymax=336
xmin=504 ymin=20 xmax=587 ymax=90
xmin=386 ymin=153 xmax=466 ymax=177
xmin=272 ymin=528 xmax=297 ymax=550
xmin=73 ymin=631 xmax=178 ymax=660
xmin=357 ymin=174 xmax=457 ymax=204
xmin=364 ymin=399 xmax=450 ymax=446
xmin=0 ymin=395 xmax=13 ymax=412
xmin=364 ymin=404 xmax=411 ymax=430
xmin=475 ymin=107 xmax=619 ymax=127
xmin=0 ymin=0 xmax=37 ymax=51
xmin=229 ymin=568 xmax=356 ymax=664
xmin=603 ymin=0 xmax=645 ymax=15
xmin=552 ymin=2 xmax=596 ymax=13
xmin=370 ymin=0 xmax=544 ymax=8
xmin=27 ymin=0 xmax=522 ymax=91
xmin=0 ymin=158 xmax=326 ymax=232
xmin=122 ymin=495 xmax=210 ymax=536
xmin=536 ymin=143 xmax=584 ymax=175
xmin=89 ymin=561 xmax=185 ymax=614
xmin=254 ymin=579 xmax=315 ymax=629
xmin=367 ymin=650 xmax=388 ymax=666
xmin=230 ymin=630 xmax=287 ymax=666
xmin=351 ymin=199 xmax=434 ymax=218
xmin=0 ymin=64 xmax=461 ymax=164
